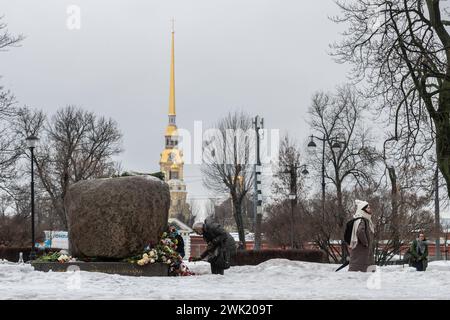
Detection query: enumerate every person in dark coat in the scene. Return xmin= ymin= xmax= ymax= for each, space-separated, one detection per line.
xmin=348 ymin=200 xmax=375 ymax=272
xmin=190 ymin=218 xmax=236 ymax=275
xmin=409 ymin=233 xmax=428 ymax=271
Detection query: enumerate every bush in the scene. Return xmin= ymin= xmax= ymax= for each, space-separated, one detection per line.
xmin=0 ymin=246 xmax=55 ymax=262
xmin=231 ymin=249 xmax=326 ymax=266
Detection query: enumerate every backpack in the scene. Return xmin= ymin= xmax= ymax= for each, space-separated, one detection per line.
xmin=344 ymin=217 xmax=368 ymax=245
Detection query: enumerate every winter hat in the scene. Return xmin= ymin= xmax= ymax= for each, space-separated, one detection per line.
xmin=349 ymin=199 xmax=374 ymax=249
xmin=355 ymin=199 xmax=369 ymax=213
xmin=353 ymin=199 xmax=374 ymax=232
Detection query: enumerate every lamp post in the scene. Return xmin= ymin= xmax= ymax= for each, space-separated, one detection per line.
xmin=307 ymin=135 xmax=344 ymax=213
xmin=26 ymin=135 xmax=39 ymax=261
xmin=282 ymin=164 xmax=308 ymax=249
xmin=308 ymin=134 xmax=347 ymax=258
xmin=289 ymin=193 xmax=296 ymax=249
xmin=307 ymin=135 xmax=326 ymax=219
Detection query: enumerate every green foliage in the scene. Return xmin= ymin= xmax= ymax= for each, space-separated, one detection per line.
xmin=36 ymin=251 xmax=61 ymax=262
xmin=149 ymin=171 xmax=165 ymax=181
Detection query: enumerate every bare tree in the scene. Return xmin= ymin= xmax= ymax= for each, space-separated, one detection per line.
xmin=15 ymin=106 xmax=123 ymax=228
xmin=0 ymin=95 xmax=20 ymax=194
xmin=354 ymin=181 xmax=435 ymax=264
xmin=187 ymin=199 xmax=202 ymax=227
xmin=201 ymin=111 xmax=255 ymax=248
xmin=306 ymin=191 xmax=357 ymax=262
xmin=210 ymin=197 xmax=234 ymax=230
xmin=0 ymin=16 xmax=24 ymax=51
xmin=212 ymin=195 xmax=254 ymax=232
xmin=273 ymin=135 xmax=306 ymax=198
xmin=271 ymin=135 xmax=308 ymax=248
xmin=308 ymin=85 xmax=378 ymax=261
xmin=0 ymin=17 xmax=24 ymax=196
xmin=262 ymin=198 xmax=311 ymax=249
xmin=332 ymin=0 xmax=450 ymax=200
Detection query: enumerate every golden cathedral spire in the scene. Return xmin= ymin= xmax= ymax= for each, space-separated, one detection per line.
xmin=161 ymin=19 xmax=183 ymax=182
xmin=168 ymin=19 xmax=176 ymax=117
xmin=159 ymin=20 xmax=190 ymax=223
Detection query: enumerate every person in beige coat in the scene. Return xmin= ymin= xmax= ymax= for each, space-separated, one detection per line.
xmin=348 ymin=200 xmax=375 ymax=272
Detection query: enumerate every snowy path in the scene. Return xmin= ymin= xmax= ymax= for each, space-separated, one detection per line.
xmin=1 ymin=259 xmax=450 ymax=299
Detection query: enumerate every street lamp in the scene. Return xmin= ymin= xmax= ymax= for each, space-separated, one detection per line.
xmin=26 ymin=135 xmax=39 ymax=261
xmin=301 ymin=166 xmax=309 ymax=176
xmin=308 ymin=134 xmax=348 ymax=261
xmin=282 ymin=164 xmax=308 ymax=249
xmin=331 ymin=141 xmax=342 ymax=152
xmin=307 ymin=136 xmax=317 ymax=148
xmin=307 ymin=135 xmax=345 ymax=206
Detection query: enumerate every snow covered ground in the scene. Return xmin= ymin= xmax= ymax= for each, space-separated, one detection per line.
xmin=1 ymin=259 xmax=450 ymax=299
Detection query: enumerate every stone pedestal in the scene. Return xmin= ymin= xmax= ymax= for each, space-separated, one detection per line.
xmin=65 ymin=175 xmax=170 ymax=259
xmin=31 ymin=261 xmax=169 ymax=277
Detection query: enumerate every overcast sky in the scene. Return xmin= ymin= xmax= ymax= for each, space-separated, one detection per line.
xmin=3 ymin=1 xmax=446 ymax=217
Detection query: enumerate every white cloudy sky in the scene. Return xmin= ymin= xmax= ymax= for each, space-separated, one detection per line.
xmin=0 ymin=0 xmax=348 ymax=195
xmin=1 ymin=0 xmax=447 ymax=216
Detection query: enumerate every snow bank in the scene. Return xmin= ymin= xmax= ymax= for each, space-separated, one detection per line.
xmin=1 ymin=259 xmax=450 ymax=300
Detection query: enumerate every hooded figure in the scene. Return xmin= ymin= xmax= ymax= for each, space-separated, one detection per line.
xmin=168 ymin=224 xmax=185 ymax=258
xmin=348 ymin=200 xmax=375 ymax=272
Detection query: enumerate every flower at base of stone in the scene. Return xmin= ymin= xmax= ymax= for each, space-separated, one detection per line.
xmin=143 ymin=253 xmax=149 ymax=259
xmin=137 ymin=259 xmax=145 ymax=266
xmin=149 ymin=250 xmax=156 ymax=258
xmin=150 ymin=258 xmax=155 ymax=264
xmin=166 ymin=259 xmax=171 ymax=264
xmin=57 ymin=254 xmax=70 ymax=263
xmin=161 ymin=256 xmax=167 ymax=262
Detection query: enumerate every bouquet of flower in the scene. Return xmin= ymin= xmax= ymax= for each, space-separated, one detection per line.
xmin=125 ymin=231 xmax=194 ymax=276
xmin=36 ymin=250 xmax=75 ymax=263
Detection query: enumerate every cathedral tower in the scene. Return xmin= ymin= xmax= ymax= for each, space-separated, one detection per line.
xmin=159 ymin=23 xmax=190 ymax=222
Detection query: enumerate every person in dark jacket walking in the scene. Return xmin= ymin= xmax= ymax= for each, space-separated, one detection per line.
xmin=348 ymin=200 xmax=375 ymax=272
xmin=409 ymin=233 xmax=428 ymax=271
xmin=190 ymin=218 xmax=236 ymax=275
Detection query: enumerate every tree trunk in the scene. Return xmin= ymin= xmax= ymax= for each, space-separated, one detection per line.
xmin=388 ymin=167 xmax=401 ymax=255
xmin=53 ymin=197 xmax=67 ymax=230
xmin=232 ymin=195 xmax=246 ymax=249
xmin=436 ymin=68 xmax=450 ymax=200
xmin=336 ymin=180 xmax=347 ymax=262
xmin=435 ymin=166 xmax=441 ymax=259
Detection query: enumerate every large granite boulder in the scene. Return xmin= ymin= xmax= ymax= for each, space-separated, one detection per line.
xmin=65 ymin=175 xmax=170 ymax=259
